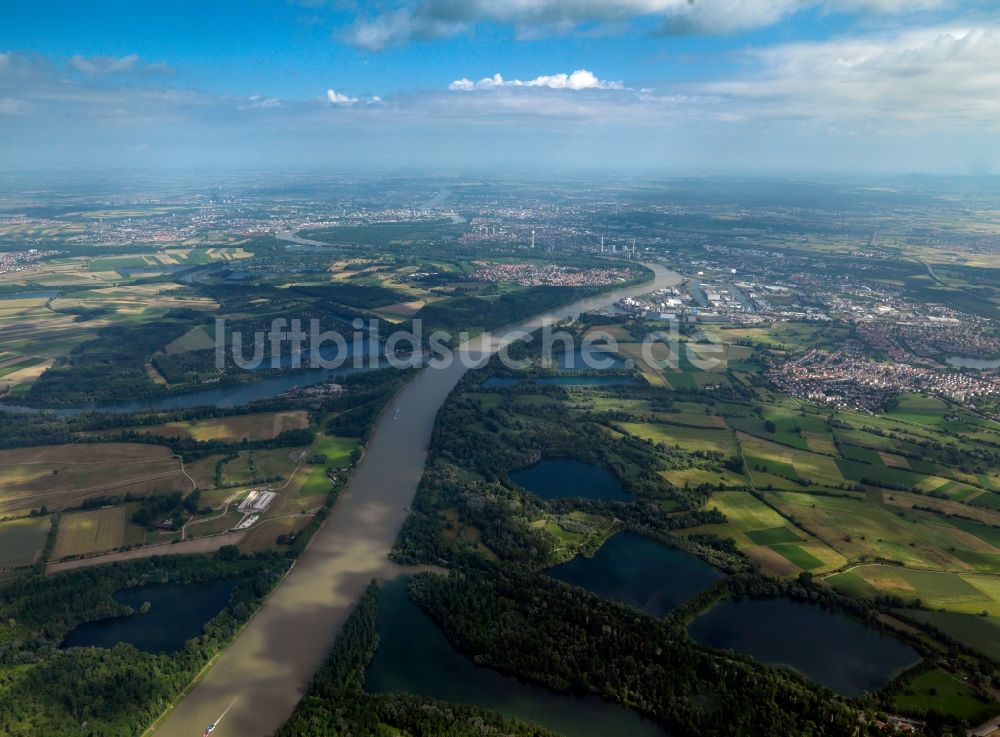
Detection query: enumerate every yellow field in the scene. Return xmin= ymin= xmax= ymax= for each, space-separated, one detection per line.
xmin=92 ymin=411 xmax=310 ymax=443
xmin=52 ymin=506 xmax=127 ymax=559
xmin=0 ymin=443 xmax=187 ymax=514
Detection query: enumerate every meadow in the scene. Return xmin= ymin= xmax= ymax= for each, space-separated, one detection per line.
xmin=299 ymin=436 xmax=361 ymax=496
xmin=891 ymin=669 xmax=994 ymax=723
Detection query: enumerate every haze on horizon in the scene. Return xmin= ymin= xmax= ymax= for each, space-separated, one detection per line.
xmin=3 ymin=0 xmax=1000 ymax=175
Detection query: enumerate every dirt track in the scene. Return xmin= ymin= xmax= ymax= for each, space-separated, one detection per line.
xmin=46 ymin=531 xmax=246 ymax=574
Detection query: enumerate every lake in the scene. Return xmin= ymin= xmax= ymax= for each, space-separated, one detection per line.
xmin=688 ymin=597 xmax=922 ymax=697
xmin=555 ymin=348 xmax=628 ymax=371
xmin=536 ymin=375 xmax=637 ymax=386
xmin=946 ymin=356 xmax=1000 ymax=370
xmin=549 ymin=531 xmax=725 ymax=617
xmin=61 ymin=578 xmax=241 ymax=653
xmin=509 ymin=458 xmax=630 ymax=501
xmin=366 ymin=576 xmax=667 ymax=737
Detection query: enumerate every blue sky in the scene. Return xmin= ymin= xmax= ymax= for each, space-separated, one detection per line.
xmin=2 ymin=1 xmax=999 ymax=173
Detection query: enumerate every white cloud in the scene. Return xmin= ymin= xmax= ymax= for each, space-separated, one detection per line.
xmin=449 ymin=69 xmax=623 ymax=91
xmin=244 ymin=95 xmax=282 ymax=109
xmin=705 ymin=26 xmax=1000 ymax=126
xmin=69 ymin=54 xmax=174 ymax=77
xmin=326 ymin=88 xmax=358 ymax=105
xmin=0 ymin=97 xmax=24 ymax=115
xmin=68 ymin=53 xmax=174 ymax=76
xmin=344 ymin=0 xmax=949 ymax=49
xmin=69 ymin=53 xmax=139 ymax=75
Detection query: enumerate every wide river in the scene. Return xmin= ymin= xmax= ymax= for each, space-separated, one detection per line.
xmin=151 ymin=263 xmax=681 ymax=737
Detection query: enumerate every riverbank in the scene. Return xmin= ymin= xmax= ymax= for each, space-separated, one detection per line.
xmin=150 ymin=263 xmax=681 ymax=737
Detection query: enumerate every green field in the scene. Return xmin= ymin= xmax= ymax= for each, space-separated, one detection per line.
xmin=617 ymin=422 xmax=737 ymax=455
xmin=693 ymin=491 xmax=845 ymax=575
xmin=311 ymin=436 xmax=361 ymax=468
xmin=0 ymin=517 xmax=51 ymax=568
xmin=298 ymin=436 xmax=362 ymax=497
xmin=892 ymin=669 xmax=995 ymax=722
xmin=902 ymin=610 xmax=1000 ymax=660
xmin=771 ymin=491 xmax=1000 ymax=574
xmin=829 ymin=565 xmax=1000 ymax=615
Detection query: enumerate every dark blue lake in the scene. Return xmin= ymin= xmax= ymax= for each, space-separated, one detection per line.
xmin=366 ymin=576 xmax=667 ymax=737
xmin=688 ymin=597 xmax=922 ymax=697
xmin=482 ymin=375 xmax=521 ymax=387
xmin=510 ymin=458 xmax=630 ymax=501
xmin=536 ymin=375 xmax=637 ymax=386
xmin=555 ymin=348 xmax=628 ymax=371
xmin=61 ymin=578 xmax=241 ymax=653
xmin=549 ymin=531 xmax=725 ymax=617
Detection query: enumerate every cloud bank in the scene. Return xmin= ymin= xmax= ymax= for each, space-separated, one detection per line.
xmin=69 ymin=53 xmax=173 ymax=76
xmin=449 ymin=69 xmax=623 ymax=91
xmin=344 ymin=0 xmax=949 ymax=49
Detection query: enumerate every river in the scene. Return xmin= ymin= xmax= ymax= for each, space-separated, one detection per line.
xmin=150 ymin=262 xmax=681 ymax=737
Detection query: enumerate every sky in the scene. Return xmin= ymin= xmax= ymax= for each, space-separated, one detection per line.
xmin=2 ymin=0 xmax=1000 ymax=174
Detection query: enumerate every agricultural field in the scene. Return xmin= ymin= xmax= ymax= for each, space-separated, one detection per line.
xmin=51 ymin=506 xmax=129 ymax=559
xmin=691 ymin=491 xmax=845 ymax=575
xmin=0 ymin=517 xmax=51 ymax=568
xmin=659 ymin=466 xmax=747 ymax=489
xmin=829 ymin=566 xmax=1000 ymax=615
xmin=712 ymin=322 xmax=853 ymax=351
xmin=0 ymin=281 xmax=217 ymax=394
xmin=616 ymin=421 xmax=737 ymax=455
xmin=902 ymin=610 xmax=1000 ymax=661
xmin=0 ymin=443 xmax=189 ymax=515
xmin=163 ymin=325 xmax=216 ymax=354
xmin=740 ymin=432 xmax=849 ymax=491
xmin=772 ymin=490 xmax=1000 ymax=574
xmin=88 ymin=410 xmax=309 ymax=443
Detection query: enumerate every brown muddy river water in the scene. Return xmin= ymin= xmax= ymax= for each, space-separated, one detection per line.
xmin=150 ymin=264 xmax=680 ymax=737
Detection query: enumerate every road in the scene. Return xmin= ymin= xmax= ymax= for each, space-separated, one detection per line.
xmin=150 ymin=262 xmax=680 ymax=737
xmin=47 ymin=531 xmax=247 ymax=574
